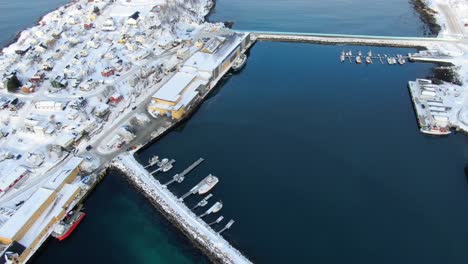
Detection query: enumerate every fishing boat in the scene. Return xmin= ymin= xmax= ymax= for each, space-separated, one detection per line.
xmin=397 ymin=55 xmax=406 ymax=65
xmin=355 ymin=56 xmax=362 ymax=64
xmin=198 ymin=174 xmax=219 ymax=195
xmin=52 ymin=206 xmax=86 ymax=241
xmin=340 ymin=51 xmax=345 ymax=63
xmin=211 ymin=201 xmax=223 ymax=213
xmin=231 ymin=54 xmax=247 ymax=72
xmin=162 ymin=163 xmax=173 ymax=172
xmin=420 ymin=126 xmax=451 ymax=135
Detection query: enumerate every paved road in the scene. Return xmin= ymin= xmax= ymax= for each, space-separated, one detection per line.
xmin=438 ymin=3 xmax=466 ymax=37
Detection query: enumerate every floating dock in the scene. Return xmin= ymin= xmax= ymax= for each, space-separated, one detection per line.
xmin=192 ymin=194 xmax=213 ymax=210
xmin=149 ymin=159 xmax=175 ymax=174
xmin=199 ymin=201 xmax=223 ymax=218
xmin=218 ymin=220 xmax=235 ymax=234
xmin=164 ymin=158 xmax=204 ymax=186
xmin=209 ymin=216 xmax=224 ymax=226
xmin=143 ymin=156 xmax=159 ymax=169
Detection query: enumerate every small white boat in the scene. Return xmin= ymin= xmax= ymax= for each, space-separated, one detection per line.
xmin=231 ymin=54 xmax=247 ymax=72
xmin=356 ymin=56 xmax=362 ymax=64
xmin=198 ymin=174 xmax=219 ymax=195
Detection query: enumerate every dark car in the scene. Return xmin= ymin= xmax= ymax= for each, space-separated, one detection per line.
xmin=86 ymin=145 xmax=93 ymax=151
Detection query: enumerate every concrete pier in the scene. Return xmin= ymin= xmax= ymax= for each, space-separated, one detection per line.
xmin=164 ymin=158 xmax=205 ymax=186
xmin=111 ymin=153 xmax=251 ymax=264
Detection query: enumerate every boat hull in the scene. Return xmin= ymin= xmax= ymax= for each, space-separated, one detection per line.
xmin=420 ymin=128 xmax=451 ymax=136
xmin=56 ymin=213 xmax=86 ymax=241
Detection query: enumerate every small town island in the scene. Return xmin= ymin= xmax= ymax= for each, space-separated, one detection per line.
xmin=0 ymin=0 xmax=467 ymax=263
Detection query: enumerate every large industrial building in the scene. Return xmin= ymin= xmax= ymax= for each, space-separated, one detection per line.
xmin=148 ymin=33 xmax=250 ymax=120
xmin=0 ymin=157 xmax=83 ymax=263
xmin=147 ymin=72 xmax=207 ymax=120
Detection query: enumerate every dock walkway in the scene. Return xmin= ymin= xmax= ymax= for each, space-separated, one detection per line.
xmin=164 ymin=158 xmax=204 ymax=186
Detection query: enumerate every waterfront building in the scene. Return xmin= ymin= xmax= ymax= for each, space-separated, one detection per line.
xmin=0 ymin=157 xmax=84 ymax=263
xmin=0 ymin=167 xmax=29 ymax=193
xmin=148 ymin=72 xmax=206 ymax=120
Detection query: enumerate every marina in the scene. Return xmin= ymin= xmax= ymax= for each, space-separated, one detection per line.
xmin=1 ymin=0 xmax=468 ymax=263
xmin=340 ymin=50 xmax=408 ymax=65
xmin=111 ymin=153 xmax=249 ymax=263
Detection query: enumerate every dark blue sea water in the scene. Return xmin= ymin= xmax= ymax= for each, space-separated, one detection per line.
xmin=4 ymin=0 xmax=468 ymax=263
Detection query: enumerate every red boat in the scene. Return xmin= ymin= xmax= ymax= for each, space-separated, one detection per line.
xmin=52 ymin=208 xmax=86 ymax=241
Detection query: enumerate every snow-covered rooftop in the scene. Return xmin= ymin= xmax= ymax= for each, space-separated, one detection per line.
xmin=0 ymin=188 xmax=55 ymax=241
xmin=0 ymin=167 xmax=28 ymax=192
xmin=183 ymin=33 xmax=247 ymax=73
xmin=152 ymin=72 xmax=197 ymax=103
xmin=43 ymin=157 xmax=83 ymax=191
xmin=19 ymin=183 xmax=80 ymax=247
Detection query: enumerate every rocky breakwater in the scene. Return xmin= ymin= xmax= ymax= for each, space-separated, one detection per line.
xmin=110 ymin=153 xmax=252 ymax=264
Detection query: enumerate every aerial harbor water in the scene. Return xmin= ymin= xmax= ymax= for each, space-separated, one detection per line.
xmin=4 ymin=0 xmax=468 ymax=263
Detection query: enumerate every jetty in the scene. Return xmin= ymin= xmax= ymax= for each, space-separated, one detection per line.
xmin=218 ymin=220 xmax=235 ymax=234
xmin=112 ymin=153 xmax=251 ymax=264
xmin=192 ymin=194 xmax=214 ymax=210
xmin=164 ymin=158 xmax=204 ymax=186
xmin=243 ymin=30 xmax=458 ymax=48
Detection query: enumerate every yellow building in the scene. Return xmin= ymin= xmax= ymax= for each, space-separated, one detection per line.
xmin=148 ymin=72 xmax=205 ymax=120
xmin=0 ymin=156 xmax=83 ymax=263
xmin=0 ymin=188 xmax=56 ymax=245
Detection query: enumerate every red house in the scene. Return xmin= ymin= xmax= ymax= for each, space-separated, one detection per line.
xmin=101 ymin=67 xmax=115 ymax=78
xmin=109 ymin=93 xmax=123 ymax=105
xmin=30 ymin=72 xmax=45 ymax=83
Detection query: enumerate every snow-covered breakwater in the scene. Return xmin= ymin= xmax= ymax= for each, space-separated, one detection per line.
xmin=110 ymin=153 xmax=252 ymax=264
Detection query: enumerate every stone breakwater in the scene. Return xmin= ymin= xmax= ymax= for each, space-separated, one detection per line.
xmin=251 ymin=33 xmax=456 ymax=48
xmin=110 ymin=153 xmax=252 ymax=264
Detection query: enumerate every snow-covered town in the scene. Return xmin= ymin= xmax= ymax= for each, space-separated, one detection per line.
xmin=2 ymin=0 xmax=468 ymax=262
xmin=0 ymin=0 xmax=253 ymax=263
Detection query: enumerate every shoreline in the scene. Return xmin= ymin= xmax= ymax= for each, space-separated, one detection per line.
xmin=1 ymin=0 xmax=78 ymax=51
xmin=410 ymin=0 xmax=441 ymax=36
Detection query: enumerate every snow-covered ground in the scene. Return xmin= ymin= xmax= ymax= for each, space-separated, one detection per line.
xmin=0 ymin=0 xmax=251 ymax=262
xmin=407 ymin=0 xmax=468 ymax=133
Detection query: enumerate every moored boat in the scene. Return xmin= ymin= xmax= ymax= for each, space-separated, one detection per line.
xmin=397 ymin=55 xmax=406 ymax=65
xmin=355 ymin=56 xmax=362 ymax=64
xmin=198 ymin=174 xmax=219 ymax=195
xmin=365 ymin=56 xmax=372 ymax=64
xmin=420 ymin=126 xmax=451 ymax=135
xmin=231 ymin=54 xmax=247 ymax=72
xmin=52 ymin=208 xmax=86 ymax=241
xmin=340 ymin=50 xmax=345 ymax=63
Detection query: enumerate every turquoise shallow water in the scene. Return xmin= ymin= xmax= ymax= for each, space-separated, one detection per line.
xmin=4 ymin=0 xmax=468 ymax=263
